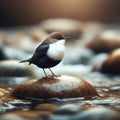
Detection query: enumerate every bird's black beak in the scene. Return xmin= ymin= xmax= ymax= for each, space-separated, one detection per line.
xmin=64 ymin=37 xmax=70 ymax=40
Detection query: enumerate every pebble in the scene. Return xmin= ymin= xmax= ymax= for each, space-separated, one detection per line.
xmin=87 ymin=30 xmax=120 ymax=53
xmin=0 ymin=60 xmax=36 ymax=86
xmin=53 ymin=104 xmax=81 ymax=115
xmin=100 ymin=48 xmax=120 ymax=74
xmin=1 ymin=110 xmax=51 ymax=120
xmin=0 ymin=60 xmax=36 ymax=77
xmin=109 ymin=86 xmax=120 ymax=91
xmin=71 ymin=106 xmax=120 ymax=120
xmin=1 ymin=114 xmax=26 ymax=120
xmin=0 ymin=88 xmax=9 ymax=97
xmin=35 ymin=103 xmax=58 ymax=111
xmin=40 ymin=18 xmax=83 ymax=38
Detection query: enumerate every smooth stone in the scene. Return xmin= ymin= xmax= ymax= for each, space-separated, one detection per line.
xmin=35 ymin=103 xmax=58 ymax=111
xmin=100 ymin=48 xmax=120 ymax=74
xmin=1 ymin=114 xmax=26 ymax=120
xmin=0 ymin=60 xmax=36 ymax=77
xmin=90 ymin=53 xmax=108 ymax=71
xmin=0 ymin=60 xmax=36 ymax=86
xmin=87 ymin=30 xmax=120 ymax=53
xmin=40 ymin=18 xmax=83 ymax=38
xmin=12 ymin=110 xmax=51 ymax=120
xmin=54 ymin=104 xmax=81 ymax=115
xmin=71 ymin=106 xmax=120 ymax=120
xmin=0 ymin=88 xmax=10 ymax=97
xmin=11 ymin=75 xmax=99 ymax=99
xmin=1 ymin=111 xmax=51 ymax=120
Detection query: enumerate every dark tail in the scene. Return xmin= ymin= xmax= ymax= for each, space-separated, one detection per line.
xmin=19 ymin=58 xmax=32 ymax=65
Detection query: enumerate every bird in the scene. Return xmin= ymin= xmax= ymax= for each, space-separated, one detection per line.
xmin=20 ymin=32 xmax=69 ymax=77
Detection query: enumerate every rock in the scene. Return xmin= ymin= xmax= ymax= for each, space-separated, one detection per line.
xmin=71 ymin=106 xmax=120 ymax=120
xmin=1 ymin=114 xmax=26 ymax=120
xmin=90 ymin=53 xmax=108 ymax=71
xmin=86 ymin=30 xmax=120 ymax=53
xmin=100 ymin=48 xmax=120 ymax=74
xmin=0 ymin=60 xmax=35 ymax=77
xmin=11 ymin=75 xmax=99 ymax=99
xmin=54 ymin=104 xmax=81 ymax=115
xmin=0 ymin=88 xmax=10 ymax=97
xmin=1 ymin=111 xmax=51 ymax=120
xmin=0 ymin=60 xmax=36 ymax=86
xmin=40 ymin=19 xmax=83 ymax=39
xmin=35 ymin=103 xmax=58 ymax=111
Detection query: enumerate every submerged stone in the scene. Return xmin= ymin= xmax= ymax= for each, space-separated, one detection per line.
xmin=11 ymin=75 xmax=99 ymax=99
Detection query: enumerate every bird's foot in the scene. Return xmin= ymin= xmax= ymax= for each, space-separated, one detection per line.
xmin=42 ymin=75 xmax=60 ymax=80
xmin=48 ymin=75 xmax=60 ymax=79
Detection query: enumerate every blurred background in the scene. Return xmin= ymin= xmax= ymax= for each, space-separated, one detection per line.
xmin=0 ymin=0 xmax=120 ymax=27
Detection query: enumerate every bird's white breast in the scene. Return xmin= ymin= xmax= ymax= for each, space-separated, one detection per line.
xmin=47 ymin=40 xmax=65 ymax=60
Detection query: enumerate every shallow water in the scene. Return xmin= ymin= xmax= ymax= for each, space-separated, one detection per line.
xmin=0 ymin=24 xmax=120 ymax=120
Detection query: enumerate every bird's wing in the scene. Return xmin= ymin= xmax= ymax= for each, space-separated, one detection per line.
xmin=31 ymin=45 xmax=49 ymax=62
xmin=36 ymin=37 xmax=57 ymax=49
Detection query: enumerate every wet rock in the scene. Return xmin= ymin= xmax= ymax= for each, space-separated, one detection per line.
xmin=1 ymin=110 xmax=51 ymax=120
xmin=54 ymin=104 xmax=81 ymax=115
xmin=71 ymin=106 xmax=120 ymax=120
xmin=1 ymin=114 xmax=26 ymax=120
xmin=11 ymin=75 xmax=99 ymax=99
xmin=0 ymin=60 xmax=36 ymax=77
xmin=40 ymin=19 xmax=83 ymax=38
xmin=109 ymin=86 xmax=120 ymax=92
xmin=87 ymin=30 xmax=120 ymax=53
xmin=0 ymin=88 xmax=10 ymax=97
xmin=85 ymin=99 xmax=120 ymax=106
xmin=12 ymin=110 xmax=51 ymax=120
xmin=0 ymin=60 xmax=36 ymax=86
xmin=35 ymin=103 xmax=58 ymax=111
xmin=90 ymin=53 xmax=108 ymax=71
xmin=100 ymin=48 xmax=120 ymax=74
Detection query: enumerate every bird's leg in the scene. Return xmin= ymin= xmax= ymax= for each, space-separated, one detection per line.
xmin=48 ymin=68 xmax=58 ymax=77
xmin=42 ymin=68 xmax=48 ymax=78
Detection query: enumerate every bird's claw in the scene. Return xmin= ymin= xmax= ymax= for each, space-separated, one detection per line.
xmin=47 ymin=75 xmax=60 ymax=79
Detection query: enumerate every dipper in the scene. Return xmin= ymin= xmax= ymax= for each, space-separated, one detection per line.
xmin=20 ymin=32 xmax=69 ymax=77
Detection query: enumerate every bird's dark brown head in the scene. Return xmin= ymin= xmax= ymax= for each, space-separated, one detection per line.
xmin=43 ymin=32 xmax=69 ymax=45
xmin=48 ymin=32 xmax=66 ymax=40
